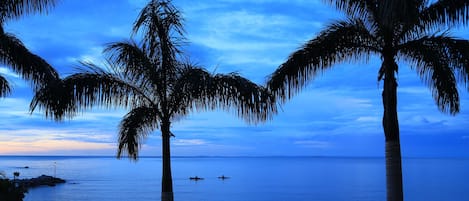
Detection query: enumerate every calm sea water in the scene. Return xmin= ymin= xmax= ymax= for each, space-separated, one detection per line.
xmin=0 ymin=156 xmax=468 ymax=201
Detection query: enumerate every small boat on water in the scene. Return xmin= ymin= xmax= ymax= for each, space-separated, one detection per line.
xmin=189 ymin=176 xmax=204 ymax=181
xmin=217 ymin=175 xmax=230 ymax=180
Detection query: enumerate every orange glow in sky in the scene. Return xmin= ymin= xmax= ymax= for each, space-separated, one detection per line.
xmin=0 ymin=140 xmax=114 ymax=155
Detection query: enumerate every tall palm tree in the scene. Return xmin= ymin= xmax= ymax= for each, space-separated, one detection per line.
xmin=268 ymin=1 xmax=469 ymax=201
xmin=31 ymin=1 xmax=276 ymax=201
xmin=0 ymin=0 xmax=59 ymax=95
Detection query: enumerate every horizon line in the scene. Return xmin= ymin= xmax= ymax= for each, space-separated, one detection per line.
xmin=0 ymin=155 xmax=467 ymax=159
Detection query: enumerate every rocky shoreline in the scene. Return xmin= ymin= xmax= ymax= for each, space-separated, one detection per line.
xmin=17 ymin=175 xmax=65 ymax=188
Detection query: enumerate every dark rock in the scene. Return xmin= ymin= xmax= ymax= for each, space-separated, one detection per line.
xmin=17 ymin=175 xmax=65 ymax=188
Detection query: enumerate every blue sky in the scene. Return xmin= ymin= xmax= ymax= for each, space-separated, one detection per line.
xmin=1 ymin=0 xmax=469 ymax=157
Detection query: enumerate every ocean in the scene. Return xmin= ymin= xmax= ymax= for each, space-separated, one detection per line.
xmin=0 ymin=156 xmax=468 ymax=201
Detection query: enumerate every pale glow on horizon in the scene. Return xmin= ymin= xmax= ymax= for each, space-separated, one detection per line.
xmin=0 ymin=140 xmax=114 ymax=155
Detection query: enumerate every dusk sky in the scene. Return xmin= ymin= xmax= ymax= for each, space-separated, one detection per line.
xmin=1 ymin=0 xmax=469 ymax=157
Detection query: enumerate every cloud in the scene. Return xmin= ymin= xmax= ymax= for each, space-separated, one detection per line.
xmin=0 ymin=68 xmax=29 ymax=89
xmin=64 ymin=46 xmax=107 ymax=68
xmin=0 ymin=128 xmax=114 ymax=143
xmin=0 ymin=140 xmax=114 ymax=154
xmin=181 ymin=1 xmax=328 ymax=80
xmin=0 ymin=67 xmax=20 ymax=78
xmin=294 ymin=140 xmax=331 ymax=148
xmin=68 ymin=109 xmax=126 ymax=122
xmin=356 ymin=116 xmax=380 ymax=123
xmin=399 ymin=86 xmax=431 ymax=95
xmin=192 ymin=10 xmax=311 ymax=42
xmin=172 ymin=139 xmax=208 ymax=146
xmin=401 ymin=112 xmax=451 ymax=125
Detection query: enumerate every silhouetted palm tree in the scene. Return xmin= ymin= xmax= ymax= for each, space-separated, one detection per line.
xmin=0 ymin=0 xmax=59 ymax=96
xmin=31 ymin=1 xmax=276 ymax=201
xmin=268 ymin=1 xmax=469 ymax=201
xmin=12 ymin=172 xmax=19 ymax=181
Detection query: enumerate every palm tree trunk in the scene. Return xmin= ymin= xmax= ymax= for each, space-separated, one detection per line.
xmin=161 ymin=121 xmax=174 ymax=201
xmin=382 ymin=59 xmax=403 ymax=201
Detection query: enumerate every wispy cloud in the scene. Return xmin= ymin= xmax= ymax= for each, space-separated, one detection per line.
xmin=172 ymin=139 xmax=208 ymax=146
xmin=0 ymin=67 xmax=20 ymax=78
xmin=294 ymin=140 xmax=331 ymax=148
xmin=0 ymin=128 xmax=114 ymax=143
xmin=356 ymin=116 xmax=380 ymax=123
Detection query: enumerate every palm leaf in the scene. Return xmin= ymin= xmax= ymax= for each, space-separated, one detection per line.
xmin=167 ymin=64 xmax=212 ymax=118
xmin=169 ymin=65 xmax=276 ymax=124
xmin=268 ymin=18 xmax=379 ymax=100
xmin=66 ymin=63 xmax=156 ymax=110
xmin=132 ymin=0 xmax=184 ymax=59
xmin=212 ymin=73 xmax=277 ymax=123
xmin=377 ymin=0 xmax=422 ymax=29
xmin=398 ymin=35 xmax=467 ymax=114
xmin=30 ymin=63 xmax=156 ymax=121
xmin=0 ymin=75 xmax=11 ymax=97
xmin=29 ymin=79 xmax=74 ymax=121
xmin=420 ymin=0 xmax=469 ymax=28
xmin=401 ymin=0 xmax=469 ymax=44
xmin=0 ymin=30 xmax=59 ymax=89
xmin=324 ymin=0 xmax=373 ymax=19
xmin=104 ymin=41 xmax=160 ymax=93
xmin=117 ymin=106 xmax=160 ymax=160
xmin=0 ymin=0 xmax=56 ymax=22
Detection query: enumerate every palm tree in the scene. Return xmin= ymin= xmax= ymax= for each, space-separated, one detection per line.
xmin=0 ymin=0 xmax=59 ymax=96
xmin=12 ymin=172 xmax=19 ymax=181
xmin=31 ymin=1 xmax=276 ymax=201
xmin=267 ymin=1 xmax=469 ymax=201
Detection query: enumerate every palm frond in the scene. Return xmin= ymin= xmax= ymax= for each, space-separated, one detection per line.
xmin=67 ymin=63 xmax=155 ymax=110
xmin=324 ymin=0 xmax=373 ymax=19
xmin=0 ymin=75 xmax=11 ymax=97
xmin=29 ymin=79 xmax=74 ymax=121
xmin=0 ymin=0 xmax=56 ymax=22
xmin=211 ymin=73 xmax=277 ymax=124
xmin=420 ymin=0 xmax=469 ymax=29
xmin=376 ymin=0 xmax=422 ymax=29
xmin=169 ymin=64 xmax=277 ymax=124
xmin=30 ymin=63 xmax=157 ymax=121
xmin=401 ymin=35 xmax=469 ymax=83
xmin=0 ymin=31 xmax=59 ymax=90
xmin=132 ymin=0 xmax=184 ymax=59
xmin=167 ymin=64 xmax=211 ymax=118
xmin=268 ymin=18 xmax=379 ymax=100
xmin=402 ymin=0 xmax=469 ymax=45
xmin=104 ymin=41 xmax=160 ymax=92
xmin=399 ymin=35 xmax=466 ymax=115
xmin=117 ymin=106 xmax=160 ymax=160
